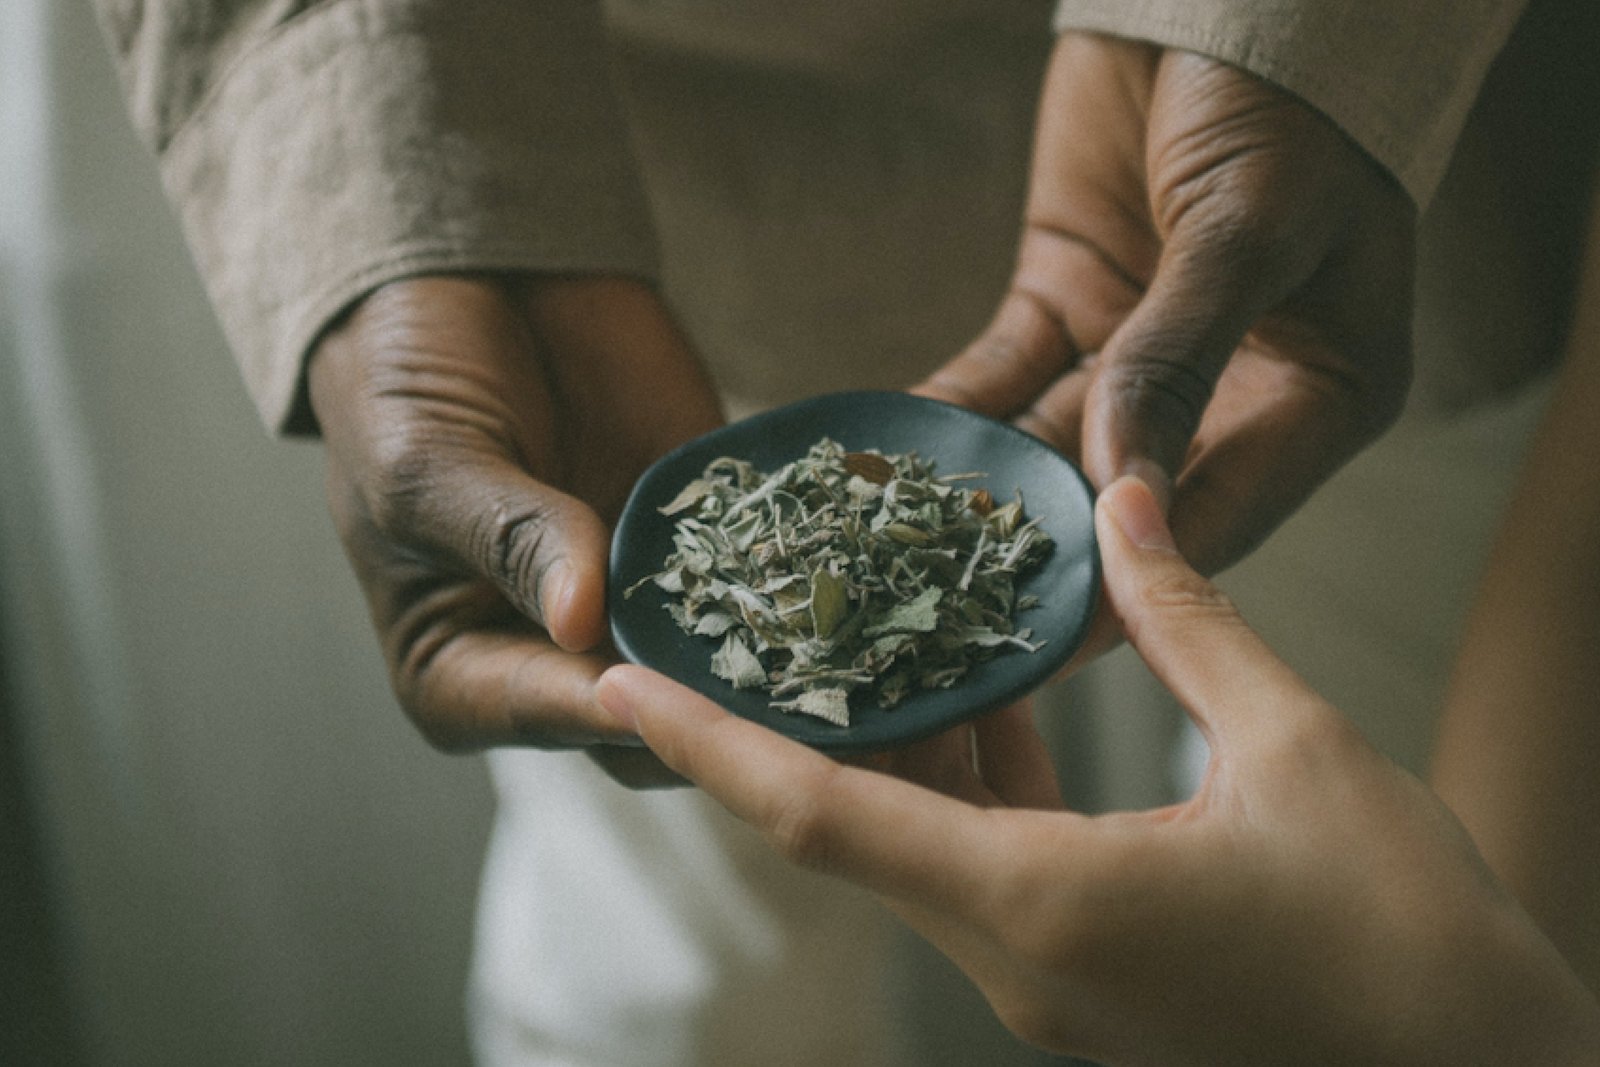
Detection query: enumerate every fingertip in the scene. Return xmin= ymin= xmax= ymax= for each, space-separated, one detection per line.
xmin=909 ymin=375 xmax=980 ymax=411
xmin=1096 ymin=474 xmax=1177 ymax=555
xmin=594 ymin=663 xmax=643 ymax=732
xmin=1116 ymin=458 xmax=1173 ymax=513
xmin=542 ymin=557 xmax=607 ymax=653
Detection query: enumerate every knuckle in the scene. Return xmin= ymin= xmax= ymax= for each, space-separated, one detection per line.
xmin=964 ymin=332 xmax=1055 ymax=391
xmin=395 ymin=662 xmax=479 ymax=753
xmin=387 ymin=610 xmax=487 ymax=754
xmin=764 ymin=771 xmax=844 ymax=872
xmin=392 ymin=660 xmax=470 ymax=754
xmin=1137 ymin=570 xmax=1239 ymax=623
xmin=362 ymin=428 xmax=445 ymax=540
xmin=1015 ymin=405 xmax=1073 ymax=450
xmin=1198 ymin=201 xmax=1300 ymax=274
xmin=1102 ymin=354 xmax=1214 ymax=440
xmin=478 ymin=501 xmax=556 ymax=592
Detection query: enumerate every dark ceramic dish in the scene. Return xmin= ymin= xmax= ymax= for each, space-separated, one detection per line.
xmin=608 ymin=391 xmax=1100 ymax=753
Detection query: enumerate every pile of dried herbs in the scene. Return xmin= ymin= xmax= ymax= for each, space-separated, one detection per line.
xmin=628 ymin=438 xmax=1052 ymax=726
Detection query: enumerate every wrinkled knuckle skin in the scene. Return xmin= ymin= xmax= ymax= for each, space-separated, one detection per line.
xmin=472 ymin=502 xmax=557 ymax=611
xmin=1104 ymin=355 xmax=1213 ymax=444
xmin=1190 ymin=204 xmax=1289 ymax=272
xmin=1165 ymin=172 xmax=1304 ymax=272
xmin=386 ymin=607 xmax=502 ymax=755
xmin=766 ymin=781 xmax=841 ymax=873
xmin=1139 ymin=570 xmax=1239 ymax=624
xmin=388 ymin=651 xmax=471 ymax=754
xmin=363 ymin=433 xmax=443 ymax=543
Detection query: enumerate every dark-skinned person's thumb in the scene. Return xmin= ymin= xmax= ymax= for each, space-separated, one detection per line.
xmin=417 ymin=460 xmax=612 ymax=653
xmin=321 ymin=438 xmax=614 ymax=655
xmin=1080 ymin=205 xmax=1322 ymax=511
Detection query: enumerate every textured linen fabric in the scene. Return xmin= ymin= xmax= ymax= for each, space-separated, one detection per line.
xmin=1051 ymin=0 xmax=1530 ymax=207
xmin=95 ymin=0 xmax=1580 ymax=434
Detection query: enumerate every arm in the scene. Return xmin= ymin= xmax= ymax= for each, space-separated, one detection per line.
xmin=91 ymin=0 xmax=656 ymax=433
xmin=94 ymin=2 xmax=723 ymax=775
xmin=1431 ymin=194 xmax=1600 ymax=992
xmin=602 ymin=477 xmax=1600 ymax=1064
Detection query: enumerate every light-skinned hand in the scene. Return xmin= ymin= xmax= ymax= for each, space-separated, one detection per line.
xmin=309 ymin=274 xmax=722 ymax=784
xmin=598 ymin=477 xmax=1600 ymax=1065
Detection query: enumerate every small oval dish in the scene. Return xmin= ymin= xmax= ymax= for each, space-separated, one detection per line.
xmin=608 ymin=391 xmax=1100 ymax=753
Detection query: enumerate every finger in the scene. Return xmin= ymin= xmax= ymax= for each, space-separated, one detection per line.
xmin=311 ymin=276 xmax=612 ymax=652
xmin=914 ymin=288 xmax=1078 ymax=418
xmin=1011 ymin=358 xmax=1094 ymax=457
xmin=586 ymin=745 xmax=690 ymax=790
xmin=973 ymin=701 xmax=1064 ymax=811
xmin=1093 ymin=476 xmax=1324 ymax=747
xmin=597 ymin=665 xmax=1011 ymax=911
xmin=880 ymin=725 xmax=990 ymax=805
xmin=392 ymin=458 xmax=612 ymax=654
xmin=1163 ymin=351 xmax=1383 ymax=575
xmin=1082 ymin=214 xmax=1323 ymax=502
xmin=392 ymin=614 xmax=623 ymax=749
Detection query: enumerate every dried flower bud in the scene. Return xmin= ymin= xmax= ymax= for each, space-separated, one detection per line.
xmin=844 ymin=451 xmax=896 ymax=485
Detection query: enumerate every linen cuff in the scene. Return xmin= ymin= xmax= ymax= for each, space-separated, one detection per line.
xmin=144 ymin=0 xmax=657 ymax=434
xmin=1052 ymin=0 xmax=1529 ymax=208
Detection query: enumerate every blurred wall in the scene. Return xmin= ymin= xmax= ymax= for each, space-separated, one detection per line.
xmin=0 ymin=4 xmax=494 ymax=1065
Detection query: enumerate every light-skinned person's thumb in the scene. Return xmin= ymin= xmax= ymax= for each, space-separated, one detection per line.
xmin=1094 ymin=475 xmax=1328 ymax=747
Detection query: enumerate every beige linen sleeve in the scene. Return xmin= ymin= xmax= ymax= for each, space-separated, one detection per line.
xmin=94 ymin=0 xmax=656 ymax=435
xmin=1052 ymin=0 xmax=1529 ymax=208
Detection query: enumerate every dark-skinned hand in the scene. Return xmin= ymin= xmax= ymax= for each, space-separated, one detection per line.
xmin=919 ymin=33 xmax=1416 ymax=663
xmin=308 ymin=275 xmax=722 ymax=785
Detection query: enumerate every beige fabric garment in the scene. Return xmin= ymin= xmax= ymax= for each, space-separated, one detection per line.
xmin=95 ymin=0 xmax=659 ymax=435
xmin=92 ymin=0 xmax=1592 ymax=433
xmin=1052 ymin=0 xmax=1529 ymax=207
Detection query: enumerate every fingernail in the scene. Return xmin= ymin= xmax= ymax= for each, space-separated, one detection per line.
xmin=1119 ymin=457 xmax=1173 ymax=512
xmin=1103 ymin=475 xmax=1177 ymax=553
xmin=595 ymin=667 xmax=639 ymax=732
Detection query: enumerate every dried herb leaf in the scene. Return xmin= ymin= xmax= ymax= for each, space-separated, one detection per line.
xmin=710 ymin=632 xmax=768 ymax=689
xmin=633 ymin=438 xmax=1052 ymax=726
xmin=809 ymin=566 xmax=850 ymax=640
xmin=771 ymin=687 xmax=851 ymax=726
